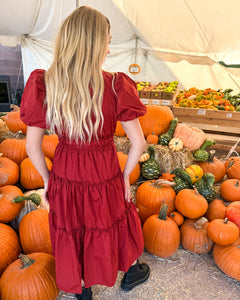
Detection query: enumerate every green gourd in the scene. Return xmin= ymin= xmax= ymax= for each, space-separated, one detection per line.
xmin=159 ymin=118 xmax=178 ymax=146
xmin=194 ymin=173 xmax=216 ymax=202
xmin=171 ymin=168 xmax=192 ymax=185
xmin=141 ymin=146 xmax=161 ymax=179
xmin=172 ymin=176 xmax=191 ymax=194
xmin=193 ymin=139 xmax=216 ymax=162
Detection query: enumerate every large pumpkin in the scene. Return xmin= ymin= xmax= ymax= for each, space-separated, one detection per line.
xmin=0 ymin=135 xmax=27 ymax=165
xmin=136 ymin=179 xmax=176 ymax=225
xmin=225 ymin=201 xmax=240 ymax=230
xmin=197 ymin=150 xmax=226 ymax=183
xmin=143 ymin=204 xmax=180 ymax=257
xmin=173 ymin=123 xmax=206 ymax=151
xmin=117 ymin=151 xmax=140 ymax=184
xmin=213 ymin=237 xmax=240 ymax=281
xmin=0 ymin=185 xmax=24 ymax=223
xmin=180 ymin=217 xmax=214 ymax=254
xmin=0 ymin=223 xmax=21 ymax=276
xmin=204 ymin=199 xmax=226 ymax=222
xmin=42 ymin=133 xmax=59 ymax=161
xmin=0 ymin=154 xmax=19 ymax=187
xmin=20 ymin=156 xmax=52 ymax=190
xmin=139 ymin=105 xmax=174 ymax=137
xmin=5 ymin=108 xmax=27 ymax=134
xmin=0 ymin=253 xmax=59 ymax=300
xmin=225 ymin=157 xmax=240 ymax=180
xmin=220 ymin=179 xmax=240 ymax=202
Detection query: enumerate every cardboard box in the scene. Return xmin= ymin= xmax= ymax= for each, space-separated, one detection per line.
xmin=150 ymin=91 xmax=162 ymax=99
xmin=162 ymin=86 xmax=180 ymax=100
xmin=139 ymin=90 xmax=151 ymax=99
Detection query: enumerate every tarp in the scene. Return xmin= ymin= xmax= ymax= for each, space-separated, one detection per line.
xmin=0 ymin=0 xmax=240 ymax=91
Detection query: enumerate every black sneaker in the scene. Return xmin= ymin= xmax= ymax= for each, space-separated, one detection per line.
xmin=75 ymin=287 xmax=93 ymax=300
xmin=121 ymin=260 xmax=150 ymax=292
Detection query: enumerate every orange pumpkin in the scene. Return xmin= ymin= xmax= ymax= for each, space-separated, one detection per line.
xmin=139 ymin=105 xmax=174 ymax=137
xmin=19 ymin=208 xmax=52 ymax=254
xmin=114 ymin=121 xmax=126 ymax=137
xmin=41 ymin=133 xmax=59 ymax=161
xmin=207 ymin=218 xmax=239 ymax=245
xmin=204 ymin=199 xmax=226 ymax=222
xmin=197 ymin=150 xmax=226 ymax=183
xmin=0 ymin=135 xmax=27 ymax=165
xmin=143 ymin=204 xmax=180 ymax=257
xmin=220 ymin=179 xmax=240 ymax=202
xmin=136 ymin=179 xmax=176 ymax=225
xmin=225 ymin=201 xmax=240 ymax=230
xmin=169 ymin=211 xmax=184 ymax=226
xmin=146 ymin=132 xmax=158 ymax=144
xmin=20 ymin=157 xmax=52 ymax=190
xmin=5 ymin=108 xmax=27 ymax=134
xmin=173 ymin=123 xmax=206 ymax=151
xmin=213 ymin=237 xmax=240 ymax=281
xmin=175 ymin=187 xmax=208 ymax=219
xmin=117 ymin=151 xmax=140 ymax=184
xmin=0 ymin=154 xmax=19 ymax=187
xmin=0 ymin=185 xmax=25 ymax=223
xmin=0 ymin=253 xmax=59 ymax=300
xmin=0 ymin=223 xmax=21 ymax=276
xmin=180 ymin=217 xmax=214 ymax=254
xmin=225 ymin=157 xmax=240 ymax=179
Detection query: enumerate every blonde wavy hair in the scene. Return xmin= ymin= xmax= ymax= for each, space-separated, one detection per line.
xmin=45 ymin=6 xmax=110 ymax=142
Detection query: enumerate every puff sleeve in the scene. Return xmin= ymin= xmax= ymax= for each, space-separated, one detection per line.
xmin=115 ymin=72 xmax=147 ymax=121
xmin=20 ymin=69 xmax=48 ymax=129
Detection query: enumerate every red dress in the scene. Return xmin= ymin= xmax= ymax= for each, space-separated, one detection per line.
xmin=20 ymin=69 xmax=147 ymax=294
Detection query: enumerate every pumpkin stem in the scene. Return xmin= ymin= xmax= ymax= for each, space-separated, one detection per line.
xmin=194 ymin=217 xmax=208 ymax=229
xmin=208 ymin=150 xmax=216 ymax=162
xmin=12 ymin=193 xmax=42 ymax=206
xmin=14 ymin=130 xmax=25 ymax=139
xmin=10 ymin=104 xmax=20 ymax=111
xmin=235 ymin=181 xmax=239 ymax=188
xmin=152 ymin=179 xmax=175 ymax=188
xmin=19 ymin=254 xmax=35 ymax=268
xmin=158 ymin=203 xmax=168 ymax=220
xmin=193 ymin=185 xmax=199 ymax=195
xmin=224 ymin=218 xmax=229 ymax=224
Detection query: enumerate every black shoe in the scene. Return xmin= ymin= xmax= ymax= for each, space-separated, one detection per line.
xmin=75 ymin=287 xmax=93 ymax=300
xmin=121 ymin=260 xmax=150 ymax=292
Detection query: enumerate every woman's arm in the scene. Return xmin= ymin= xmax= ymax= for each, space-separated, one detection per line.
xmin=121 ymin=118 xmax=146 ymax=202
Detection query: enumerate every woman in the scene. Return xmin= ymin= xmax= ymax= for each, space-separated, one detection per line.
xmin=20 ymin=6 xmax=150 ymax=300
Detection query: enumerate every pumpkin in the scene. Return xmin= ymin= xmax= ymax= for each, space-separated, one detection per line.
xmin=20 ymin=156 xmax=52 ymax=190
xmin=0 ymin=223 xmax=21 ymax=276
xmin=169 ymin=211 xmax=184 ymax=226
xmin=213 ymin=237 xmax=240 ymax=281
xmin=207 ymin=218 xmax=239 ymax=245
xmin=136 ymin=179 xmax=176 ymax=225
xmin=180 ymin=217 xmax=214 ymax=254
xmin=185 ymin=164 xmax=204 ymax=183
xmin=117 ymin=152 xmax=140 ymax=184
xmin=139 ymin=152 xmax=150 ymax=162
xmin=197 ymin=150 xmax=226 ymax=183
xmin=146 ymin=132 xmax=158 ymax=144
xmin=225 ymin=201 xmax=240 ymax=230
xmin=0 ymin=185 xmax=24 ymax=223
xmin=139 ymin=105 xmax=174 ymax=137
xmin=0 ymin=132 xmax=27 ymax=165
xmin=4 ymin=106 xmax=27 ymax=134
xmin=168 ymin=137 xmax=183 ymax=152
xmin=42 ymin=133 xmax=59 ymax=161
xmin=173 ymin=123 xmax=206 ymax=151
xmin=143 ymin=204 xmax=180 ymax=257
xmin=114 ymin=121 xmax=126 ymax=137
xmin=225 ymin=156 xmax=240 ymax=179
xmin=220 ymin=179 xmax=240 ymax=202
xmin=19 ymin=208 xmax=52 ymax=254
xmin=0 ymin=253 xmax=59 ymax=300
xmin=204 ymin=199 xmax=226 ymax=222
xmin=175 ymin=187 xmax=208 ymax=219
xmin=0 ymin=154 xmax=19 ymax=187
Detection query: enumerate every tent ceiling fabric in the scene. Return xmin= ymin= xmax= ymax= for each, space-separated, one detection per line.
xmin=0 ymin=0 xmax=240 ymax=91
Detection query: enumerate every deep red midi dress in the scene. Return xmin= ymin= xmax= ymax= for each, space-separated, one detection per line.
xmin=20 ymin=69 xmax=147 ymax=294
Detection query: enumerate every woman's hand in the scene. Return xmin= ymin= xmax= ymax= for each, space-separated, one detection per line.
xmin=124 ymin=176 xmax=131 ymax=202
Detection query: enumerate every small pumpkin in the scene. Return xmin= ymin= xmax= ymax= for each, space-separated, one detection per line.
xmin=168 ymin=137 xmax=183 ymax=152
xmin=0 ymin=253 xmax=59 ymax=300
xmin=41 ymin=133 xmax=59 ymax=161
xmin=169 ymin=211 xmax=184 ymax=226
xmin=143 ymin=204 xmax=180 ymax=257
xmin=213 ymin=237 xmax=240 ymax=281
xmin=220 ymin=179 xmax=240 ymax=202
xmin=180 ymin=217 xmax=214 ymax=254
xmin=225 ymin=157 xmax=240 ymax=179
xmin=136 ymin=179 xmax=176 ymax=225
xmin=4 ymin=106 xmax=27 ymax=134
xmin=114 ymin=121 xmax=126 ymax=137
xmin=117 ymin=152 xmax=140 ymax=184
xmin=225 ymin=201 xmax=240 ymax=230
xmin=146 ymin=132 xmax=158 ymax=144
xmin=185 ymin=164 xmax=204 ymax=183
xmin=0 ymin=223 xmax=21 ymax=276
xmin=207 ymin=218 xmax=239 ymax=245
xmin=0 ymin=154 xmax=19 ymax=187
xmin=204 ymin=199 xmax=226 ymax=222
xmin=175 ymin=187 xmax=208 ymax=219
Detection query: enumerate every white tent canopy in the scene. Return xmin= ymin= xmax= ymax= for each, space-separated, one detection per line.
xmin=1 ymin=0 xmax=240 ymax=91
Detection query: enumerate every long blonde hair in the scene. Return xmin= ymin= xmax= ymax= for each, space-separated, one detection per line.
xmin=45 ymin=6 xmax=110 ymax=142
